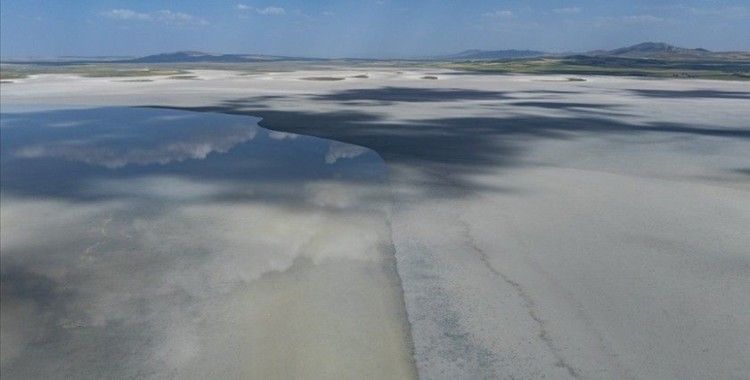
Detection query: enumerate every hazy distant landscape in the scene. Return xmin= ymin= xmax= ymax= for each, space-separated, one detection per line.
xmin=3 ymin=42 xmax=750 ymax=81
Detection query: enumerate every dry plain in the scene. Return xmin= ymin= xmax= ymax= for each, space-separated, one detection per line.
xmin=1 ymin=68 xmax=749 ymax=379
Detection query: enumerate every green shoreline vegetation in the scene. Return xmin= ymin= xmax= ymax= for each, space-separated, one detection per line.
xmin=2 ymin=55 xmax=749 ymax=81
xmin=0 ymin=64 xmax=188 ymax=80
xmin=443 ymin=56 xmax=750 ymax=80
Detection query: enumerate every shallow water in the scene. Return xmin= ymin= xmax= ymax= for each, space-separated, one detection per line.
xmin=0 ymin=107 xmax=416 ymax=379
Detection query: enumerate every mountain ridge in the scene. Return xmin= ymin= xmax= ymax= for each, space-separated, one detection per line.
xmin=3 ymin=42 xmax=749 ymax=64
xmin=588 ymin=42 xmax=715 ymax=58
xmin=122 ymin=51 xmax=320 ymax=63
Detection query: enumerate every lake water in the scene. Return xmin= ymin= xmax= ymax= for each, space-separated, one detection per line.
xmin=0 ymin=107 xmax=416 ymax=379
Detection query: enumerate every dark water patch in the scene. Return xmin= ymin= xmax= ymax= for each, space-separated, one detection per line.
xmin=313 ymin=86 xmax=510 ymax=102
xmin=1 ymin=107 xmax=384 ymax=202
xmin=629 ymin=89 xmax=750 ymax=99
xmin=301 ymin=76 xmax=346 ymax=81
xmin=509 ymin=101 xmax=617 ymax=110
xmin=151 ymin=94 xmax=750 ymax=200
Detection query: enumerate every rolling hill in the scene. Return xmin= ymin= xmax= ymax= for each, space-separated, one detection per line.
xmin=122 ymin=51 xmax=318 ymax=63
xmin=587 ymin=42 xmax=749 ymax=60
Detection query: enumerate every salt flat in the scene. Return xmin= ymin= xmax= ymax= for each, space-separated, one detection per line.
xmin=2 ymin=69 xmax=749 ymax=379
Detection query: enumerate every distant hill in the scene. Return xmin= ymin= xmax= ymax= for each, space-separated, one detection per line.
xmin=122 ymin=51 xmax=319 ymax=63
xmin=4 ymin=43 xmax=747 ymax=65
xmin=587 ymin=42 xmax=749 ymax=60
xmin=610 ymin=42 xmax=706 ymax=56
xmin=1 ymin=51 xmax=320 ymax=65
xmin=434 ymin=42 xmax=748 ymax=62
xmin=435 ymin=49 xmax=546 ymax=60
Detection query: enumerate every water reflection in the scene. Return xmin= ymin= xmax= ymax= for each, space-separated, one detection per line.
xmin=0 ymin=107 xmax=415 ymax=379
xmin=1 ymin=108 xmax=386 ymax=202
xmin=325 ymin=141 xmax=370 ymax=164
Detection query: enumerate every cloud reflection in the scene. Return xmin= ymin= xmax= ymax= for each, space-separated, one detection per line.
xmin=267 ymin=130 xmax=299 ymax=140
xmin=0 ymin=107 xmax=414 ymax=379
xmin=325 ymin=141 xmax=370 ymax=164
xmin=15 ymin=128 xmax=257 ymax=169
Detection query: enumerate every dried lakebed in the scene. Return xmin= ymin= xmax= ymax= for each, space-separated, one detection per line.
xmin=2 ymin=70 xmax=749 ymax=379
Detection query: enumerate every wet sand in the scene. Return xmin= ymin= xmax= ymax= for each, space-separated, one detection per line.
xmin=2 ymin=69 xmax=749 ymax=379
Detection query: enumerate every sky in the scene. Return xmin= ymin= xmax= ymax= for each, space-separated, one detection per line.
xmin=1 ymin=0 xmax=749 ymax=58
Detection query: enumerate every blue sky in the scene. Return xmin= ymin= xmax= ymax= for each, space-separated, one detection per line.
xmin=2 ymin=0 xmax=749 ymax=58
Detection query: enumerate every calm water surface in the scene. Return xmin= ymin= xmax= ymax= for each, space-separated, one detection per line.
xmin=0 ymin=107 xmax=416 ymax=379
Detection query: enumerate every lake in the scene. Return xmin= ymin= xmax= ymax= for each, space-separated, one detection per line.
xmin=0 ymin=106 xmax=416 ymax=379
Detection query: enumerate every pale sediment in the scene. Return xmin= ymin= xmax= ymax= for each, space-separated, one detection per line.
xmin=2 ymin=69 xmax=749 ymax=379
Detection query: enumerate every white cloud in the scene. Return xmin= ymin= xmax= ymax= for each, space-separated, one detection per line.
xmin=154 ymin=10 xmax=207 ymax=24
xmin=101 ymin=9 xmax=152 ymax=21
xmin=101 ymin=8 xmax=208 ymax=26
xmin=482 ymin=10 xmax=514 ymax=19
xmin=236 ymin=4 xmax=286 ymax=16
xmin=620 ymin=14 xmax=664 ymax=23
xmin=256 ymin=6 xmax=286 ymax=15
xmin=553 ymin=7 xmax=581 ymax=15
